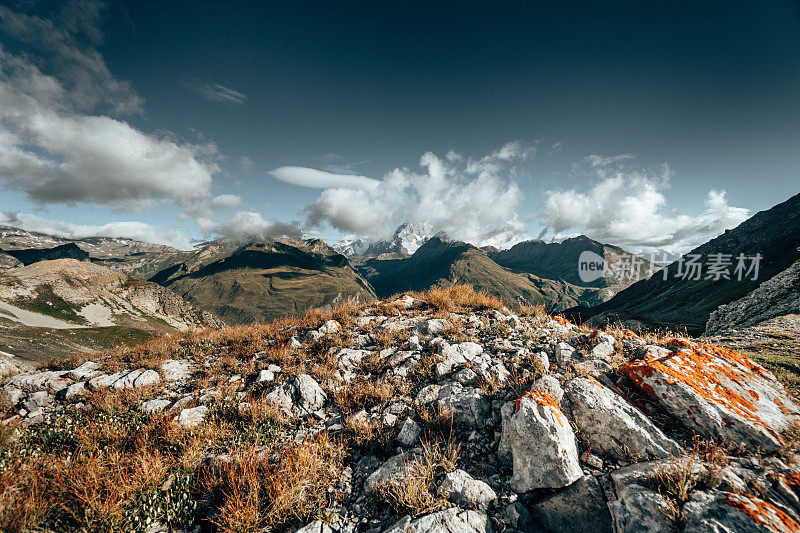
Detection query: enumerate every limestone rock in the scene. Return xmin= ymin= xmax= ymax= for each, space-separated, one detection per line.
xmin=563 ymin=377 xmax=681 ymax=461
xmin=503 ymin=393 xmax=583 ymax=492
xmin=437 ymin=469 xmax=497 ymax=511
xmin=532 ymin=476 xmax=613 ymax=533
xmin=620 ymin=339 xmax=800 ymax=452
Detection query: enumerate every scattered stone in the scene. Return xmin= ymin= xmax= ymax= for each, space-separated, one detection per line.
xmin=176 ymin=406 xmax=208 ymax=429
xmin=68 ymin=361 xmax=101 ymax=380
xmin=533 ymin=375 xmax=564 ymax=402
xmin=160 ymin=359 xmax=191 ymax=382
xmin=620 ymin=338 xmax=800 ymax=452
xmin=141 ymin=398 xmax=172 ymax=413
xmin=437 ymin=469 xmax=497 ymax=511
xmin=608 ymin=483 xmax=677 ymax=533
xmin=385 ymin=507 xmax=493 ymax=533
xmin=396 ymin=418 xmax=421 ymax=447
xmin=682 ymin=490 xmax=800 ymax=533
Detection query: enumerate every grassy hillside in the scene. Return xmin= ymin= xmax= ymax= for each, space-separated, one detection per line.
xmin=152 ymin=239 xmax=376 ymax=325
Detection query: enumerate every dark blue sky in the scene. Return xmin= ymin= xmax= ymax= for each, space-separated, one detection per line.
xmin=1 ymin=0 xmax=798 ymax=251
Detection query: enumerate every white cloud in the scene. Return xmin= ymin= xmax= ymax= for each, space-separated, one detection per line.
xmin=0 ymin=4 xmax=250 ymax=243
xmin=214 ymin=211 xmax=301 ymax=241
xmin=269 ymin=166 xmax=380 ymax=190
xmin=302 ymin=144 xmax=531 ymax=247
xmin=0 ymin=212 xmax=195 ymax=249
xmin=210 ymin=194 xmax=242 ymax=209
xmin=185 ymin=81 xmax=247 ymax=106
xmin=541 ymin=157 xmax=750 ymax=253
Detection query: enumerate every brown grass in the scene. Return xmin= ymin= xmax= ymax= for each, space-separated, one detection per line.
xmin=375 ymin=438 xmax=460 ymax=517
xmin=201 ymin=433 xmax=345 ymax=532
xmin=411 ymin=285 xmax=503 ymax=313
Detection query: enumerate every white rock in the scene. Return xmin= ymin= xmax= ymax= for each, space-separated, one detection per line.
xmin=396 ymin=418 xmax=422 ymax=447
xmin=563 ymin=377 xmax=681 ymax=461
xmin=112 ymin=369 xmax=144 ymax=390
xmin=504 ymin=394 xmax=583 ymax=492
xmin=295 ymin=374 xmax=326 ymax=413
xmin=160 ymin=359 xmax=191 ymax=382
xmin=89 ymin=371 xmax=125 ymax=389
xmin=141 ymin=398 xmax=172 ymax=413
xmin=258 ymin=369 xmax=276 ymax=382
xmin=176 ymin=406 xmax=208 ymax=428
xmin=318 ymin=320 xmax=341 ymax=335
xmin=435 ymin=383 xmax=491 ymax=428
xmin=364 ymin=452 xmax=418 ymax=495
xmin=68 ymin=361 xmax=101 ymax=380
xmin=437 ymin=469 xmax=497 ymax=511
xmin=64 ymin=381 xmax=88 ymax=400
xmin=533 ymin=375 xmax=564 ymax=402
xmin=554 ymin=342 xmax=578 ymax=367
xmin=133 ymin=369 xmax=161 ymax=388
xmin=387 ymin=507 xmax=492 ymax=533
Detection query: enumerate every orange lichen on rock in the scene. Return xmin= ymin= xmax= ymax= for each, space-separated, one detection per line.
xmin=515 ymin=390 xmax=564 ymax=427
xmin=723 ymin=493 xmax=800 ymax=532
xmin=619 ymin=338 xmax=800 ymax=449
xmin=552 ymin=316 xmax=572 ymax=326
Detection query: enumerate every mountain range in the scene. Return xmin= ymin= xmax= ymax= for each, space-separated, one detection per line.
xmin=567 ymin=192 xmax=800 ymax=334
xmin=2 ymin=192 xmax=798 ymax=361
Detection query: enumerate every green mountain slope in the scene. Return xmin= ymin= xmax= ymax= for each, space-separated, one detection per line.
xmin=355 ymin=236 xmax=602 ymax=311
xmin=151 ymin=238 xmax=376 ymax=325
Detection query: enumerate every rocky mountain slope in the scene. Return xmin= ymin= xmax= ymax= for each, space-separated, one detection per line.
xmin=706 ymin=256 xmax=800 ymax=334
xmin=0 ymin=225 xmax=192 ymax=280
xmin=0 ymin=259 xmax=220 ymax=362
xmin=3 ymin=242 xmax=89 ymax=265
xmin=489 ymin=236 xmax=656 ymax=301
xmin=152 ymin=238 xmax=376 ymax=325
xmin=569 ymin=192 xmax=800 ymax=334
xmin=355 ymin=236 xmax=603 ymax=311
xmin=3 ymin=285 xmax=800 ymax=532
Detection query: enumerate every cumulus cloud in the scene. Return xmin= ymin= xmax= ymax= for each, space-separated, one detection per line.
xmin=185 ymin=81 xmax=247 ymax=106
xmin=210 ymin=194 xmax=242 ymax=209
xmin=214 ymin=211 xmax=301 ymax=242
xmin=269 ymin=166 xmax=380 ymax=190
xmin=0 ymin=212 xmax=195 ymax=249
xmin=297 ymin=143 xmax=532 ymax=247
xmin=0 ymin=3 xmax=258 ymax=246
xmin=541 ymin=155 xmax=750 ymax=253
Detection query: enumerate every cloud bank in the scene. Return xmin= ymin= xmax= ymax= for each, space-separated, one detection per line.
xmin=542 ymin=155 xmax=750 ymax=253
xmin=275 ymin=142 xmax=531 ymax=248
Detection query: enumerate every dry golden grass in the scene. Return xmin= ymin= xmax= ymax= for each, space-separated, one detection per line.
xmin=375 ymin=437 xmax=460 ymax=517
xmin=410 ymin=285 xmax=503 ymax=313
xmin=201 ymin=434 xmax=344 ymax=532
xmin=333 ymin=378 xmax=395 ymax=415
xmin=516 ymin=301 xmax=547 ymax=319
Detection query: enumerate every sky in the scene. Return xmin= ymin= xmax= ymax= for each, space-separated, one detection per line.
xmin=0 ymin=0 xmax=798 ymax=254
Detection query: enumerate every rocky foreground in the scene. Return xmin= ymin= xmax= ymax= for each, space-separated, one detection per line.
xmin=2 ymin=286 xmax=800 ymax=532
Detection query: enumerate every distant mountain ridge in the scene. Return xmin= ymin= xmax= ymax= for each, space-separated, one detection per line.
xmin=568 ymin=192 xmax=800 ymax=334
xmin=488 ymin=236 xmax=655 ymax=299
xmin=355 ymin=235 xmax=604 ymax=311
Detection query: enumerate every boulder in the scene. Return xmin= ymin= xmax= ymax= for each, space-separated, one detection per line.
xmin=295 ymin=374 xmax=326 ymax=413
xmin=620 ymin=339 xmax=800 ymax=452
xmin=437 ymin=342 xmax=485 ymax=375
xmin=503 ymin=393 xmax=583 ymax=492
xmin=608 ymin=483 xmax=677 ymax=533
xmin=434 ymin=383 xmax=491 ymax=429
xmin=176 ymin=406 xmax=208 ymax=429
xmin=682 ymin=491 xmax=800 ymax=533
xmin=396 ymin=418 xmax=422 ymax=447
xmin=437 ymin=469 xmax=497 ymax=511
xmin=384 ymin=507 xmax=493 ymax=533
xmin=533 ymin=375 xmax=564 ymax=402
xmin=364 ymin=452 xmax=418 ymax=495
xmin=294 ymin=520 xmax=333 ymax=533
xmin=532 ymin=476 xmax=613 ymax=533
xmin=68 ymin=361 xmax=101 ymax=380
xmin=563 ymin=377 xmax=681 ymax=461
